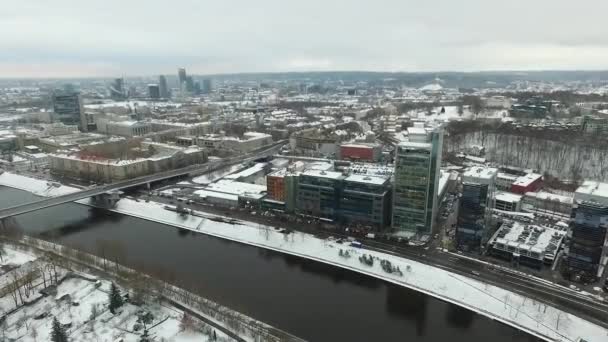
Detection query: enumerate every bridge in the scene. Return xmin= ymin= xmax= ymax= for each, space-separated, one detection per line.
xmin=0 ymin=142 xmax=285 ymax=220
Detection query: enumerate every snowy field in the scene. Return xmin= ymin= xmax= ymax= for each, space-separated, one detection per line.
xmin=407 ymin=106 xmax=507 ymax=122
xmin=0 ymin=245 xmax=230 ymax=342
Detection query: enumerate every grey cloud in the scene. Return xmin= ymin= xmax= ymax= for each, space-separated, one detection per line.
xmin=1 ymin=0 xmax=607 ymax=77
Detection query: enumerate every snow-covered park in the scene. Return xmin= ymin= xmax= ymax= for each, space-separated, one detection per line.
xmin=0 ymin=244 xmax=230 ymax=342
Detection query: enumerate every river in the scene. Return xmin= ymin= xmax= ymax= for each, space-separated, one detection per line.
xmin=0 ymin=186 xmax=540 ymax=342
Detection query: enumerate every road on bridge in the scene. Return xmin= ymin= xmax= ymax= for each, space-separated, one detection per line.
xmin=0 ymin=142 xmax=285 ymax=219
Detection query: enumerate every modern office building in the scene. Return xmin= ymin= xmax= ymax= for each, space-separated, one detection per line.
xmin=294 ymin=168 xmax=391 ymax=228
xmin=194 ymin=81 xmax=201 ymax=95
xmin=457 ymin=167 xmax=497 ymax=250
xmin=297 ymin=169 xmax=344 ymax=219
xmin=392 ymin=123 xmax=443 ymax=236
xmin=52 ymin=91 xmax=87 ymax=132
xmin=565 ymin=201 xmax=608 ymax=282
xmin=148 ymin=84 xmax=160 ymax=99
xmin=341 ymin=174 xmax=392 ymax=228
xmin=159 ymin=75 xmax=169 ymax=98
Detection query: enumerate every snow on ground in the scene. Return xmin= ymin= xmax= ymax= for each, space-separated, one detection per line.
xmin=1 ymin=245 xmax=37 ymax=266
xmin=0 ymin=172 xmax=80 ymax=197
xmin=192 ymin=163 xmax=246 ymax=185
xmin=408 ymin=106 xmax=507 ymax=122
xmin=86 ymin=198 xmax=204 ymax=230
xmin=104 ymin=198 xmax=607 ymax=342
xmin=0 ymin=244 xmax=223 ymax=342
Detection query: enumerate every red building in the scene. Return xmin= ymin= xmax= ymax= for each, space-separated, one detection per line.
xmin=511 ymin=173 xmax=543 ymax=194
xmin=266 ymin=172 xmax=286 ymax=201
xmin=340 ymin=144 xmax=380 ymax=162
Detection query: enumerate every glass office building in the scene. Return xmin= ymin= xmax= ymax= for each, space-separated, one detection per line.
xmin=392 ymin=124 xmax=443 ymax=235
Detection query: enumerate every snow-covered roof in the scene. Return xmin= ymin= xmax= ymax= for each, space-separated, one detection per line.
xmin=513 ymin=173 xmax=542 ymax=187
xmin=574 ymin=180 xmax=608 ymax=205
xmin=463 ymin=166 xmax=498 ymax=184
xmin=344 ymin=174 xmax=389 ymax=186
xmin=398 ymin=141 xmax=431 ymax=149
xmin=301 ymin=169 xmax=344 ymax=180
xmin=224 ymin=163 xmax=267 ymax=180
xmin=489 ymin=221 xmax=566 ymax=260
xmin=524 ymin=191 xmax=573 ymax=205
xmin=495 ymin=191 xmax=523 ymax=203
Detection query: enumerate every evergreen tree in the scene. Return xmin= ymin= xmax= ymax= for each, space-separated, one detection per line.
xmin=51 ymin=317 xmax=68 ymax=342
xmin=108 ymin=282 xmax=124 ymax=314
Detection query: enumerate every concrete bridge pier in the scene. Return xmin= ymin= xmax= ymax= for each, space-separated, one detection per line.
xmin=91 ymin=190 xmax=123 ymax=209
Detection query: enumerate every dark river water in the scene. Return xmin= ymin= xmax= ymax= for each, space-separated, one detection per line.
xmin=0 ymin=186 xmax=540 ymax=342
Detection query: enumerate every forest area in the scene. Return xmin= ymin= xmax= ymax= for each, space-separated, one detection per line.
xmin=446 ymin=130 xmax=608 ymax=183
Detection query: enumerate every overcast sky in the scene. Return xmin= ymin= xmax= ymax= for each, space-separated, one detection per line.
xmin=2 ymin=0 xmax=608 ymax=77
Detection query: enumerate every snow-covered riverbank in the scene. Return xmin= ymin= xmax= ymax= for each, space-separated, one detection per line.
xmin=1 ymin=172 xmax=607 ymax=342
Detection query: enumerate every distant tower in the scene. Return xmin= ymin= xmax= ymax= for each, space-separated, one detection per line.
xmin=53 ymin=90 xmax=87 ymax=132
xmin=148 ymin=84 xmax=160 ymax=99
xmin=159 ymin=75 xmax=169 ymax=98
xmin=185 ymin=76 xmax=194 ymax=93
xmin=202 ymin=79 xmax=212 ymax=94
xmin=110 ymin=78 xmax=125 ymax=100
xmin=178 ymin=68 xmax=187 ymax=87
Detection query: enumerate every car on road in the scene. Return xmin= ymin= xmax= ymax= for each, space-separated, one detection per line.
xmin=471 ymin=271 xmax=480 ymax=276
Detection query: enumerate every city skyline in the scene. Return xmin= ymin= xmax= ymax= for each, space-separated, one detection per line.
xmin=3 ymin=0 xmax=608 ymax=77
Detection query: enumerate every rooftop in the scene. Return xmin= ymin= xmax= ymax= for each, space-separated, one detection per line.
xmin=224 ymin=163 xmax=267 ymax=180
xmin=201 ymin=179 xmax=267 ymax=200
xmin=489 ymin=220 xmax=566 ymax=260
xmin=513 ymin=173 xmax=542 ymax=187
xmin=301 ymin=169 xmax=344 ymax=180
xmin=344 ymin=174 xmax=389 ymax=186
xmin=574 ymin=180 xmax=608 ymax=203
xmin=397 ymin=141 xmax=432 ymax=149
xmin=463 ymin=166 xmax=498 ymax=183
xmin=525 ymin=191 xmax=573 ymax=204
xmin=495 ymin=191 xmax=523 ymax=203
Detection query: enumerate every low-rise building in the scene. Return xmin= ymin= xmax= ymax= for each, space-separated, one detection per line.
xmin=522 ymin=191 xmax=573 ymax=218
xmin=339 ymin=143 xmax=381 ymax=162
xmin=49 ymin=144 xmax=206 ymax=182
xmin=496 ymin=172 xmax=518 ymax=191
xmin=195 ymin=132 xmax=273 ymax=153
xmin=488 ymin=220 xmax=566 ymax=268
xmin=495 ymin=191 xmax=522 ymax=212
xmin=511 ymin=173 xmax=543 ymax=194
xmin=96 ymin=119 xmax=153 ymax=137
xmin=193 ymin=179 xmax=267 ymax=208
